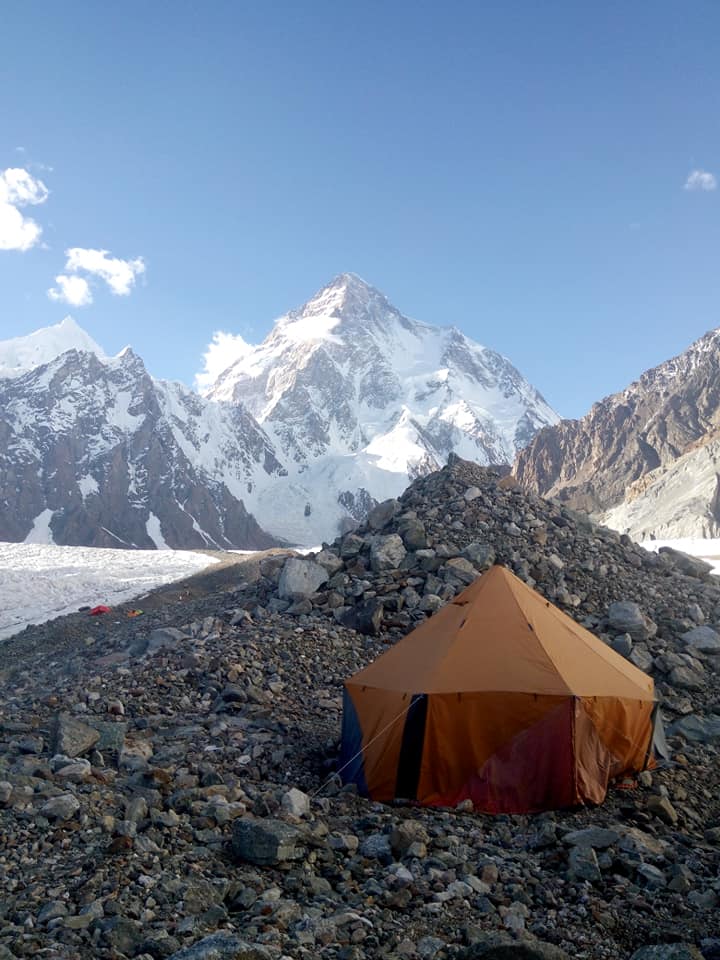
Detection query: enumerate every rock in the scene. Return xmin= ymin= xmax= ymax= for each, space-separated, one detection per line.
xmin=398 ymin=518 xmax=428 ymax=550
xmin=339 ymin=598 xmax=385 ymax=635
xmin=40 ymin=793 xmax=80 ymax=821
xmin=668 ymin=713 xmax=720 ymax=743
xmin=567 ymin=845 xmax=601 ymax=883
xmin=360 ymin=833 xmax=392 ymax=859
xmin=646 ymin=794 xmax=679 ymax=825
xmin=669 ymin=665 xmax=704 ymax=690
xmin=281 ymin=787 xmax=310 ymax=819
xmin=629 ymin=946 xmax=704 ymax=960
xmin=611 ymin=633 xmax=633 ymax=657
xmin=146 ymin=626 xmax=189 ymax=654
xmin=607 ymin=601 xmax=657 ymax=641
xmin=165 ymin=933 xmax=274 ymax=960
xmin=52 ymin=712 xmax=100 ymax=757
xmin=0 ymin=781 xmax=13 ymax=805
xmin=464 ymin=486 xmax=482 ymax=501
xmin=658 ymin=547 xmax=713 ymax=579
xmin=231 ymin=818 xmax=305 ymax=866
xmin=314 ymin=549 xmax=344 ymax=575
xmin=278 ymin=558 xmax=329 ymax=599
xmin=367 ymin=499 xmax=400 ymax=531
xmin=38 ymin=901 xmax=70 ymax=923
xmin=462 ymin=542 xmax=496 ymax=570
xmin=390 ymin=819 xmax=430 ymax=857
xmin=681 ymin=625 xmax=720 ymax=653
xmin=456 ymin=934 xmax=571 ymax=959
xmin=562 ymin=826 xmax=620 ymax=848
xmin=370 ymin=534 xmax=406 ymax=572
xmin=444 ymin=557 xmax=479 ymax=585
xmin=629 ymin=643 xmax=654 ymax=673
xmin=102 ymin=917 xmax=145 ymax=953
xmin=636 ymin=863 xmax=667 ymax=888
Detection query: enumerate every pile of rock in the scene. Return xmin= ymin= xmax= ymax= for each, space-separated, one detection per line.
xmin=0 ymin=456 xmax=719 ymax=959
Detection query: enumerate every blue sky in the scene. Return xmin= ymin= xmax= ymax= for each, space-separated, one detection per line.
xmin=1 ymin=0 xmax=718 ymax=418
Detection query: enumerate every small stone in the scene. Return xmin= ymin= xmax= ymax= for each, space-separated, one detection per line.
xmin=647 ymin=794 xmax=678 ymax=825
xmin=281 ymin=787 xmax=310 ymax=819
xmin=567 ymin=845 xmax=601 ymax=883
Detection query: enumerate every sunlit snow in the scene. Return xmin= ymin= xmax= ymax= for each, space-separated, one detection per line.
xmin=0 ymin=542 xmax=220 ymax=641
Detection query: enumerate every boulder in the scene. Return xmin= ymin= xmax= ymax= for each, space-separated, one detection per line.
xmin=607 ymin=601 xmax=657 ymax=641
xmin=398 ymin=518 xmax=428 ymax=550
xmin=278 ymin=558 xmax=328 ymax=599
xmin=658 ymin=547 xmax=713 ymax=579
xmin=457 ymin=935 xmax=571 ymax=959
xmin=40 ymin=793 xmax=81 ymax=821
xmin=462 ymin=542 xmax=496 ymax=570
xmin=281 ymin=787 xmax=310 ymax=819
xmin=370 ymin=534 xmax=406 ymax=572
xmin=681 ymin=625 xmax=720 ymax=653
xmin=339 ymin=598 xmax=385 ymax=635
xmin=314 ymin=549 xmax=344 ymax=575
xmin=52 ymin=713 xmax=100 ymax=758
xmin=367 ymin=498 xmax=400 ymax=531
xmin=668 ymin=713 xmax=720 ymax=743
xmin=165 ymin=933 xmax=274 ymax=960
xmin=629 ymin=946 xmax=704 ymax=960
xmin=232 ymin=818 xmax=305 ymax=866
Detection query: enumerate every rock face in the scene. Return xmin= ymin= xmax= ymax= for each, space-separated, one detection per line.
xmin=0 ymin=326 xmax=282 ymax=549
xmin=202 ymin=273 xmax=559 ymax=544
xmin=514 ymin=327 xmax=720 ymax=540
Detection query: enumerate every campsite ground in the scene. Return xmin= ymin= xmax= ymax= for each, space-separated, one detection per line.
xmin=1 ymin=558 xmax=719 ymax=960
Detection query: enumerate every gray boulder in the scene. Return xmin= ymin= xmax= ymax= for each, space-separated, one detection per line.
xmin=681 ymin=625 xmax=720 ymax=653
xmin=668 ymin=713 xmax=720 ymax=743
xmin=232 ymin=818 xmax=305 ymax=866
xmin=607 ymin=601 xmax=657 ymax=641
xmin=40 ymin=793 xmax=81 ymax=821
xmin=457 ymin=934 xmax=571 ymax=959
xmin=313 ymin=549 xmax=344 ymax=575
xmin=630 ymin=946 xmax=704 ymax=960
xmin=658 ymin=547 xmax=713 ymax=579
xmin=339 ymin=598 xmax=385 ymax=635
xmin=370 ymin=534 xmax=406 ymax=572
xmin=278 ymin=558 xmax=328 ymax=599
xmin=462 ymin=542 xmax=496 ymax=570
xmin=367 ymin=498 xmax=400 ymax=531
xmin=166 ymin=933 xmax=274 ymax=960
xmin=52 ymin=713 xmax=100 ymax=758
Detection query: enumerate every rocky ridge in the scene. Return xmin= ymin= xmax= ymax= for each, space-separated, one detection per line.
xmin=514 ymin=327 xmax=720 ymax=539
xmin=0 ymin=458 xmax=719 ymax=959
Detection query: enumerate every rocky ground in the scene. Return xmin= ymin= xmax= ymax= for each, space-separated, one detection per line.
xmin=1 ymin=457 xmax=719 ymax=960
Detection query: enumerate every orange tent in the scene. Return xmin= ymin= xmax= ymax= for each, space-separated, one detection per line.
xmin=340 ymin=565 xmax=657 ymax=813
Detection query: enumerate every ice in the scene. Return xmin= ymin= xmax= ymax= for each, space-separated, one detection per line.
xmin=0 ymin=541 xmax=220 ymax=640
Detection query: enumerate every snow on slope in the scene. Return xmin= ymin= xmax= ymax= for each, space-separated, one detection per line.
xmin=0 ymin=541 xmax=220 ymax=640
xmin=0 ymin=316 xmax=105 ymax=378
xmin=601 ymin=437 xmax=720 ymax=541
xmin=204 ymin=273 xmax=559 ymax=543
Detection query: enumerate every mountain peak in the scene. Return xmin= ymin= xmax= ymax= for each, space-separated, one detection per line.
xmin=0 ymin=316 xmax=106 ymax=378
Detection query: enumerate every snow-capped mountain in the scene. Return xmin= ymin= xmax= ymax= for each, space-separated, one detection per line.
xmin=0 ymin=323 xmax=283 ymax=549
xmin=204 ymin=273 xmax=559 ymax=543
xmin=515 ymin=327 xmax=720 ymax=541
xmin=0 ymin=317 xmax=105 ymax=378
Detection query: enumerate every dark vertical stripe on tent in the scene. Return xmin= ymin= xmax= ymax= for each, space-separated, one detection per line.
xmin=339 ymin=688 xmax=370 ymax=797
xmin=395 ymin=693 xmax=428 ymax=800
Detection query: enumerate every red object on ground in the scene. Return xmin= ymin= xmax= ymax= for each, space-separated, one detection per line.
xmin=89 ymin=605 xmax=111 ymax=616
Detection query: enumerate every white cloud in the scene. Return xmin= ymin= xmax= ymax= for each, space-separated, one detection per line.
xmin=47 ymin=247 xmax=145 ymax=305
xmin=195 ymin=331 xmax=254 ymax=394
xmin=684 ymin=169 xmax=717 ymax=192
xmin=0 ymin=167 xmax=49 ymax=251
xmin=48 ymin=274 xmax=93 ymax=307
xmin=64 ymin=247 xmax=145 ymax=295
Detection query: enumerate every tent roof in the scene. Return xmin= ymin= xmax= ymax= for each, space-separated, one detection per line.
xmin=347 ymin=565 xmax=654 ymax=699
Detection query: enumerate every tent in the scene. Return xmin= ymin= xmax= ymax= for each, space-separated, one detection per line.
xmin=340 ymin=564 xmax=658 ymax=813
